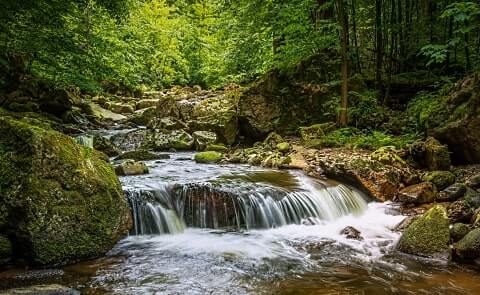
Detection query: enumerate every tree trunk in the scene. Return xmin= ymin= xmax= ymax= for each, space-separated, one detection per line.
xmin=337 ymin=0 xmax=349 ymax=127
xmin=375 ymin=0 xmax=383 ymax=94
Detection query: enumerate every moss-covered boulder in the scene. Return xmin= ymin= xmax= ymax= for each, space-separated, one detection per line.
xmin=0 ymin=116 xmax=131 ymax=266
xmin=205 ymin=144 xmax=228 ymax=152
xmin=145 ymin=129 xmax=194 ymax=151
xmin=422 ymin=171 xmax=456 ymax=190
xmin=464 ymin=187 xmax=480 ymax=210
xmin=454 ymin=228 xmax=480 ymax=259
xmin=193 ymin=131 xmax=217 ymax=151
xmin=194 ymin=151 xmax=223 ymax=164
xmin=397 ymin=205 xmax=450 ymax=257
xmin=276 ymin=142 xmax=291 ymax=153
xmin=450 ymin=223 xmax=471 ymax=242
xmin=115 ymin=160 xmax=149 ymax=176
xmin=93 ymin=135 xmax=120 ymax=157
xmin=424 ymin=137 xmax=451 ymax=171
xmin=466 ymin=173 xmax=480 ymax=189
xmin=438 ymin=183 xmax=467 ymax=202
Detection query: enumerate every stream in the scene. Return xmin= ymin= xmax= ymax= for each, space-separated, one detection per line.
xmin=4 ymin=152 xmax=480 ymax=294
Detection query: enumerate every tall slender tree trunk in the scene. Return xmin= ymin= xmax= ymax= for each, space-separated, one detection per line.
xmin=337 ymin=0 xmax=349 ymax=127
xmin=375 ymin=0 xmax=383 ymax=94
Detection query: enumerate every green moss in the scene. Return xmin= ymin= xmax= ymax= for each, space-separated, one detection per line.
xmin=422 ymin=171 xmax=455 ymax=190
xmin=397 ymin=205 xmax=450 ymax=257
xmin=276 ymin=142 xmax=290 ymax=153
xmin=450 ymin=223 xmax=470 ymax=242
xmin=205 ymin=144 xmax=228 ymax=152
xmin=455 ymin=228 xmax=480 ymax=259
xmin=194 ymin=151 xmax=223 ymax=164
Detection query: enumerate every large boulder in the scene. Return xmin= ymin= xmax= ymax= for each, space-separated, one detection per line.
xmin=438 ymin=183 xmax=467 ymax=202
xmin=0 ymin=116 xmax=131 ymax=266
xmin=115 ymin=160 xmax=149 ymax=176
xmin=424 ymin=137 xmax=451 ymax=171
xmin=193 ymin=131 xmax=217 ymax=151
xmin=422 ymin=171 xmax=456 ymax=190
xmin=145 ymin=129 xmax=194 ymax=151
xmin=111 ymin=129 xmax=148 ymax=151
xmin=454 ymin=228 xmax=480 ymax=259
xmin=397 ymin=205 xmax=450 ymax=257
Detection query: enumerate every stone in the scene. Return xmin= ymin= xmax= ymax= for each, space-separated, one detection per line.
xmin=145 ymin=129 xmax=194 ymax=151
xmin=0 ymin=284 xmax=80 ymax=295
xmin=194 ymin=151 xmax=223 ymax=164
xmin=111 ymin=129 xmax=148 ymax=152
xmin=437 ymin=183 xmax=467 ymax=202
xmin=340 ymin=226 xmax=363 ymax=240
xmin=397 ymin=205 xmax=450 ymax=257
xmin=136 ymin=99 xmax=159 ymax=110
xmin=454 ymin=228 xmax=480 ymax=259
xmin=193 ymin=131 xmax=217 ymax=151
xmin=108 ymin=102 xmax=135 ymax=114
xmin=450 ymin=223 xmax=471 ymax=242
xmin=448 ymin=200 xmax=474 ymax=223
xmin=276 ymin=142 xmax=291 ymax=153
xmin=466 ymin=173 xmax=480 ymax=190
xmin=371 ymin=146 xmax=406 ymax=167
xmin=464 ymin=187 xmax=480 ymax=209
xmin=87 ymin=103 xmax=126 ymax=122
xmin=115 ymin=150 xmax=169 ymax=161
xmin=205 ymin=144 xmax=228 ymax=152
xmin=422 ymin=171 xmax=456 ymax=190
xmin=115 ymin=160 xmax=149 ymax=176
xmin=396 ymin=182 xmax=437 ymax=204
xmin=0 ymin=116 xmax=131 ymax=266
xmin=424 ymin=137 xmax=451 ymax=171
xmin=93 ymin=135 xmax=121 ymax=157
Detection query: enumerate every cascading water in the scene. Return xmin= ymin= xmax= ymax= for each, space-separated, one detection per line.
xmin=124 ymin=165 xmax=368 ymax=234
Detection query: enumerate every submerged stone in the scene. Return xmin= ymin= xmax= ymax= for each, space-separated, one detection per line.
xmin=0 ymin=116 xmax=131 ymax=266
xmin=397 ymin=205 xmax=450 ymax=257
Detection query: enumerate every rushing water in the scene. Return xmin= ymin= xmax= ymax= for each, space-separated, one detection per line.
xmin=3 ymin=152 xmax=480 ymax=294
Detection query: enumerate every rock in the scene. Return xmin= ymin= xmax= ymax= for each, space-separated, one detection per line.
xmin=464 ymin=187 xmax=480 ymax=209
xmin=454 ymin=228 xmax=480 ymax=259
xmin=422 ymin=171 xmax=456 ymax=190
xmin=396 ymin=182 xmax=437 ymax=204
xmin=0 ymin=284 xmax=80 ymax=295
xmin=0 ymin=235 xmax=12 ymax=261
xmin=145 ymin=129 xmax=194 ymax=151
xmin=108 ymin=102 xmax=135 ymax=114
xmin=87 ymin=103 xmax=126 ymax=122
xmin=299 ymin=123 xmax=336 ymax=148
xmin=115 ymin=150 xmax=169 ymax=161
xmin=397 ymin=205 xmax=450 ymax=257
xmin=136 ymin=99 xmax=159 ymax=110
xmin=448 ymin=200 xmax=474 ymax=223
xmin=111 ymin=129 xmax=148 ymax=152
xmin=74 ymin=135 xmax=93 ymax=149
xmin=466 ymin=173 xmax=480 ymax=190
xmin=371 ymin=146 xmax=406 ymax=167
xmin=115 ymin=160 xmax=149 ymax=176
xmin=276 ymin=142 xmax=290 ymax=153
xmin=340 ymin=226 xmax=363 ymax=240
xmin=263 ymin=132 xmax=284 ymax=150
xmin=93 ymin=135 xmax=120 ymax=157
xmin=424 ymin=137 xmax=451 ymax=171
xmin=450 ymin=223 xmax=471 ymax=242
xmin=193 ymin=131 xmax=217 ymax=151
xmin=237 ymin=93 xmax=282 ymax=141
xmin=437 ymin=183 xmax=467 ymax=202
xmin=0 ymin=116 xmax=131 ymax=266
xmin=394 ymin=216 xmax=419 ymax=232
xmin=205 ymin=144 xmax=228 ymax=152
xmin=148 ymin=116 xmax=188 ymax=131
xmin=194 ymin=151 xmax=223 ymax=164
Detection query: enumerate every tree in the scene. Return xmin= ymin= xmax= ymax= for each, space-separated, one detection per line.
xmin=337 ymin=0 xmax=349 ymax=126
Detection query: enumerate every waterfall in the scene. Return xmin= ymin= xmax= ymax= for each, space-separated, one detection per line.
xmin=125 ymin=176 xmax=367 ymax=235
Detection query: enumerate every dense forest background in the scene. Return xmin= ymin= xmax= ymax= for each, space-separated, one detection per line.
xmin=1 ymin=0 xmax=479 ymax=94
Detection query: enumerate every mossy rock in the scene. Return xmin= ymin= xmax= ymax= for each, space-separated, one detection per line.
xmin=276 ymin=142 xmax=291 ymax=153
xmin=115 ymin=150 xmax=169 ymax=161
xmin=0 ymin=116 xmax=131 ymax=266
xmin=450 ymin=223 xmax=471 ymax=243
xmin=454 ymin=228 xmax=480 ymax=259
xmin=424 ymin=137 xmax=451 ymax=171
xmin=422 ymin=171 xmax=455 ymax=190
xmin=205 ymin=144 xmax=228 ymax=152
xmin=397 ymin=205 xmax=450 ymax=257
xmin=145 ymin=129 xmax=194 ymax=151
xmin=298 ymin=123 xmax=336 ymax=143
xmin=194 ymin=151 xmax=223 ymax=164
xmin=371 ymin=146 xmax=406 ymax=166
xmin=93 ymin=135 xmax=120 ymax=157
xmin=115 ymin=160 xmax=149 ymax=176
xmin=464 ymin=187 xmax=480 ymax=210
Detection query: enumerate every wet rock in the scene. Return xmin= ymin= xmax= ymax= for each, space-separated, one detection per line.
xmin=466 ymin=173 xmax=480 ymax=190
xmin=450 ymin=223 xmax=471 ymax=242
xmin=448 ymin=200 xmax=474 ymax=223
xmin=0 ymin=284 xmax=79 ymax=295
xmin=0 ymin=116 xmax=131 ymax=266
xmin=454 ymin=228 xmax=480 ymax=259
xmin=464 ymin=187 xmax=480 ymax=209
xmin=424 ymin=137 xmax=451 ymax=171
xmin=115 ymin=150 xmax=169 ymax=161
xmin=276 ymin=142 xmax=290 ymax=153
xmin=148 ymin=116 xmax=188 ymax=131
xmin=93 ymin=135 xmax=120 ymax=157
xmin=194 ymin=151 xmax=223 ymax=164
xmin=397 ymin=205 xmax=450 ymax=257
xmin=394 ymin=216 xmax=419 ymax=232
xmin=422 ymin=171 xmax=455 ymax=190
xmin=88 ymin=102 xmax=126 ymax=122
xmin=340 ymin=226 xmax=363 ymax=241
xmin=111 ymin=129 xmax=148 ymax=151
xmin=396 ymin=182 xmax=437 ymax=204
xmin=115 ymin=160 xmax=149 ymax=176
xmin=205 ymin=144 xmax=228 ymax=152
xmin=146 ymin=129 xmax=194 ymax=151
xmin=437 ymin=183 xmax=467 ymax=202
xmin=193 ymin=131 xmax=217 ymax=151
